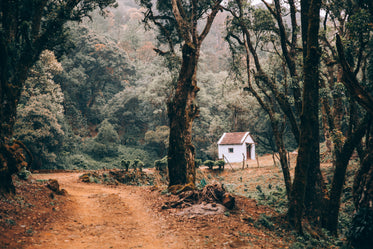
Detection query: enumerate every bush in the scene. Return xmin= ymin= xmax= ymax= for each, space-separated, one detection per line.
xmin=17 ymin=167 xmax=31 ymax=180
xmin=83 ymin=140 xmax=119 ymax=159
xmin=214 ymin=160 xmax=225 ymax=170
xmin=14 ymin=50 xmax=66 ymax=169
xmin=118 ymin=145 xmax=157 ymax=167
xmin=254 ymin=214 xmax=274 ymax=230
xmin=133 ymin=159 xmax=144 ymax=172
xmin=65 ymin=154 xmax=92 ymax=169
xmin=204 ymin=160 xmax=215 ymax=169
xmin=154 ymin=156 xmax=168 ymax=172
xmin=120 ymin=160 xmax=131 ymax=171
xmin=82 ymin=120 xmax=120 ymax=159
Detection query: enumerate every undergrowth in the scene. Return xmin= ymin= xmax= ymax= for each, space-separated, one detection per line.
xmin=79 ymin=170 xmax=155 ymax=186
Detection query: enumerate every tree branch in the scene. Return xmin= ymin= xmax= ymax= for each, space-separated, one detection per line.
xmin=336 ymin=34 xmax=373 ymax=116
xmin=199 ymin=1 xmax=223 ymax=42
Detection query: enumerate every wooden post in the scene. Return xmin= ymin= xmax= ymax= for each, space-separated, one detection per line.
xmin=256 ymin=154 xmax=260 ymax=168
xmin=223 ymin=155 xmax=234 ymax=171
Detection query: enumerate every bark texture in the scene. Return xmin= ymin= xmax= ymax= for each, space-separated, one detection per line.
xmin=166 ymin=0 xmax=222 ymax=187
xmin=288 ymin=0 xmax=322 ymax=233
xmin=167 ymin=43 xmax=199 ymax=186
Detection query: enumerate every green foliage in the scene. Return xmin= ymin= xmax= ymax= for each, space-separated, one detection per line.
xmin=214 ymin=160 xmax=225 ymax=168
xmin=254 ymin=214 xmax=274 ymax=231
xmin=252 ymin=184 xmax=288 ymax=213
xmin=203 ymin=160 xmax=215 ymax=169
xmin=17 ymin=167 xmax=31 ymax=181
xmin=64 ymin=154 xmax=96 ymax=170
xmin=55 ymin=24 xmax=135 ymax=133
xmin=14 ymin=50 xmax=66 ymax=169
xmin=118 ymin=145 xmax=157 ymax=168
xmin=133 ymin=159 xmax=144 ymax=171
xmin=144 ymin=125 xmax=169 ymax=157
xmin=82 ymin=120 xmax=120 ymax=159
xmin=154 ymin=156 xmax=168 ymax=172
xmin=121 ymin=159 xmax=131 ymax=171
xmin=95 ymin=120 xmax=120 ymax=144
xmin=197 ymin=178 xmax=208 ymax=189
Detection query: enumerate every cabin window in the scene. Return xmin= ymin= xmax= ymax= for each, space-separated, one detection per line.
xmin=228 ymin=148 xmax=234 ymax=153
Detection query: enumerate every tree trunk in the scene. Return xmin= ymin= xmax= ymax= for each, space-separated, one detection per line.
xmin=0 ymin=141 xmax=32 ymax=196
xmin=288 ymin=0 xmax=322 ymax=234
xmin=348 ymin=145 xmax=373 ymax=248
xmin=325 ymin=117 xmax=368 ymax=234
xmin=0 ymin=46 xmax=25 ymax=196
xmin=167 ymin=43 xmax=200 ymax=187
xmin=303 ymin=161 xmax=327 ymax=227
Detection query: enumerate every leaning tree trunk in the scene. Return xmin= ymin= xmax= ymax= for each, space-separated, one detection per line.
xmin=348 ymin=143 xmax=373 ymax=249
xmin=167 ymin=43 xmax=200 ymax=187
xmin=324 ymin=117 xmax=368 ymax=234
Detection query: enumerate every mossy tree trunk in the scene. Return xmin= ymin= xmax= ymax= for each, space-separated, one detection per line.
xmin=288 ymin=0 xmax=322 ymax=234
xmin=167 ymin=43 xmax=200 ymax=186
xmin=324 ymin=116 xmax=369 ymax=234
xmin=165 ymin=0 xmax=222 ymax=187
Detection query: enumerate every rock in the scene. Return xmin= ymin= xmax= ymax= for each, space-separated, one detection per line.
xmin=177 ymin=203 xmax=226 ymax=216
xmin=59 ymin=189 xmax=68 ymax=196
xmin=47 ymin=179 xmax=68 ymax=195
xmin=47 ymin=179 xmax=60 ymax=192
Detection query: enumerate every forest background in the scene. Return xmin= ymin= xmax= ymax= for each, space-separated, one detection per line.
xmin=14 ymin=0 xmax=288 ymax=171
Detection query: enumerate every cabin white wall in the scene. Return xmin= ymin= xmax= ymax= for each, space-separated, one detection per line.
xmin=218 ymin=144 xmax=246 ymax=163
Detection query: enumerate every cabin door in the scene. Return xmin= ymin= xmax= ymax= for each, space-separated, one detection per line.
xmin=246 ymin=144 xmax=252 ymax=160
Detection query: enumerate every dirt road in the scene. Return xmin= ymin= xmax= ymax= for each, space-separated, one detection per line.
xmin=28 ymin=173 xmax=186 ymax=249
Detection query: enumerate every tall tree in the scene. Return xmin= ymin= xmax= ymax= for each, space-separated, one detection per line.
xmin=0 ymin=0 xmax=117 ymax=195
xmin=317 ymin=0 xmax=373 ymax=234
xmin=288 ymin=0 xmax=323 ymax=234
xmin=139 ymin=0 xmax=223 ymax=187
xmin=334 ymin=1 xmax=373 ymax=245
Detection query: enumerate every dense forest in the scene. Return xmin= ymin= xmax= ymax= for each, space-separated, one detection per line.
xmin=11 ymin=0 xmax=274 ymax=171
xmin=1 ymin=0 xmax=373 ymax=248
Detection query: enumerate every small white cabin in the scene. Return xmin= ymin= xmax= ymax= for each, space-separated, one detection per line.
xmin=217 ymin=132 xmax=255 ymax=163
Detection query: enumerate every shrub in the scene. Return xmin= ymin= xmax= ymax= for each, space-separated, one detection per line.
xmin=133 ymin=159 xmax=144 ymax=172
xmin=204 ymin=160 xmax=215 ymax=169
xmin=65 ymin=154 xmax=90 ymax=169
xmin=254 ymin=214 xmax=274 ymax=230
xmin=154 ymin=156 xmax=168 ymax=172
xmin=197 ymin=178 xmax=207 ymax=189
xmin=121 ymin=160 xmax=131 ymax=171
xmin=214 ymin=160 xmax=225 ymax=170
xmin=82 ymin=120 xmax=120 ymax=159
xmin=118 ymin=145 xmax=157 ymax=167
xmin=83 ymin=140 xmax=119 ymax=159
xmin=17 ymin=167 xmax=31 ymax=180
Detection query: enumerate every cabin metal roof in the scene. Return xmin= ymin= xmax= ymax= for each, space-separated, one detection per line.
xmin=217 ymin=132 xmax=251 ymax=145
